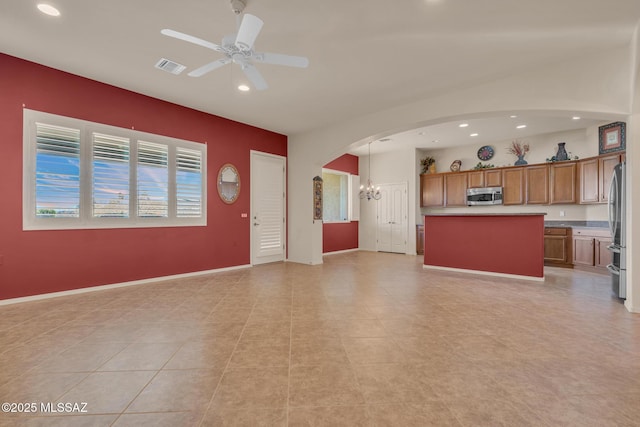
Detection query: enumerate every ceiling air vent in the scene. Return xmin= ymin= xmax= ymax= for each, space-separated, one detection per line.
xmin=155 ymin=58 xmax=186 ymax=75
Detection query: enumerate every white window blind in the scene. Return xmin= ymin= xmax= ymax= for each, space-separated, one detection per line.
xmin=24 ymin=109 xmax=207 ymax=230
xmin=137 ymin=141 xmax=169 ymax=218
xmin=92 ymin=132 xmax=130 ymax=218
xmin=176 ymin=147 xmax=203 ymax=217
xmin=35 ymin=123 xmax=81 ymax=218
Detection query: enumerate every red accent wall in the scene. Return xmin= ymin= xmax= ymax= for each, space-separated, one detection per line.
xmin=322 ymin=154 xmax=359 ymax=253
xmin=424 ymin=215 xmax=544 ymax=277
xmin=0 ymin=53 xmax=287 ymax=300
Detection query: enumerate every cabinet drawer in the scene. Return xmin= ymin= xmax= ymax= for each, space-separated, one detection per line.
xmin=545 ymin=227 xmax=568 ymax=236
xmin=573 ymin=228 xmax=610 ymax=238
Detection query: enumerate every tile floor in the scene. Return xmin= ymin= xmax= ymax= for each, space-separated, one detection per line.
xmin=0 ymin=251 xmax=639 ymax=426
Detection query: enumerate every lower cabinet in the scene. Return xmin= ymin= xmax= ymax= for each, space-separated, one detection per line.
xmin=544 ymin=227 xmax=572 ymax=267
xmin=572 ymin=228 xmax=612 ymax=271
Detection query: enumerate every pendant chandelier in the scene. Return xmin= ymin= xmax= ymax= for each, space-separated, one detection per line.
xmin=359 ymin=142 xmax=381 ymax=201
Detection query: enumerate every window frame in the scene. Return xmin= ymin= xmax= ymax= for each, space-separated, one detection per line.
xmin=23 ymin=109 xmax=207 ymax=230
xmin=321 ymin=168 xmax=352 ymax=224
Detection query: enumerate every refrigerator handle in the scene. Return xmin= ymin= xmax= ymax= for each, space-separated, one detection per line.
xmin=608 ymin=171 xmax=618 ymax=238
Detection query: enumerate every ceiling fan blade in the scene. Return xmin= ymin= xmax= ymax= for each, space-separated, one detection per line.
xmin=254 ymin=52 xmax=309 ymax=68
xmin=242 ymin=64 xmax=268 ymax=91
xmin=161 ymin=29 xmax=223 ymax=52
xmin=187 ymin=58 xmax=231 ymax=77
xmin=235 ymin=14 xmax=263 ymax=51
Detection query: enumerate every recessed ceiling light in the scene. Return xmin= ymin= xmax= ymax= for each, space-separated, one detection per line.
xmin=237 ymin=84 xmax=250 ymax=92
xmin=510 ymin=115 xmax=518 ymax=118
xmin=516 ymin=124 xmax=527 ymax=129
xmin=572 ymin=116 xmax=581 ymax=120
xmin=459 ymin=123 xmax=469 ymax=128
xmin=432 ymin=139 xmax=439 ymax=143
xmin=37 ymin=3 xmax=60 ymax=16
xmin=470 ymin=133 xmax=479 ymax=137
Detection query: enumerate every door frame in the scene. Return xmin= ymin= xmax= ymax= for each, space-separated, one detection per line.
xmin=250 ymin=150 xmax=287 ymax=265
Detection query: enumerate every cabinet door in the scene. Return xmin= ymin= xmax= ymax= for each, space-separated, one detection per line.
xmin=525 ymin=164 xmax=549 ymax=204
xmin=599 ymin=154 xmax=621 ymax=203
xmin=550 ymin=162 xmax=577 ymax=204
xmin=578 ymin=158 xmax=599 ymax=204
xmin=484 ymin=169 xmax=502 ymax=187
xmin=573 ymin=236 xmax=595 ymax=266
xmin=595 ymin=237 xmax=612 ymax=268
xmin=502 ymin=168 xmax=524 ymax=205
xmin=444 ymin=173 xmax=468 ymax=207
xmin=544 ymin=236 xmax=569 ymax=264
xmin=416 ymin=224 xmax=424 ymax=255
xmin=420 ymin=174 xmax=444 ymax=207
xmin=467 ymin=171 xmax=484 ymax=188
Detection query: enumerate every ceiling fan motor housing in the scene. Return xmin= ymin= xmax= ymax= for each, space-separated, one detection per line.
xmin=230 ymin=0 xmax=246 ymax=14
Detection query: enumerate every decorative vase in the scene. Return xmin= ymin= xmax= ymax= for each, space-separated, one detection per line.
xmin=514 ymin=155 xmax=527 ymax=165
xmin=555 ymin=142 xmax=568 ymax=161
xmin=429 ymin=164 xmax=437 ymax=174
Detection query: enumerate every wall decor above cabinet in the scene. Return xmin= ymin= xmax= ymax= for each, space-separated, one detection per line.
xmin=598 ymin=121 xmax=626 ymax=155
xmin=476 ymin=145 xmax=494 ymax=161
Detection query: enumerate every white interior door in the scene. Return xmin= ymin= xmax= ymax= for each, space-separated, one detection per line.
xmin=251 ymin=151 xmax=286 ymax=265
xmin=376 ymin=183 xmax=407 ymax=254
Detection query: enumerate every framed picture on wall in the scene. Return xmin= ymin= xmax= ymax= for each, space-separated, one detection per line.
xmin=313 ymin=176 xmax=323 ymax=221
xmin=599 ymin=122 xmax=626 ymax=155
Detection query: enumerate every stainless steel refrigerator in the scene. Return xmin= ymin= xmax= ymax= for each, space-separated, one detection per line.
xmin=607 ymin=161 xmax=626 ymax=299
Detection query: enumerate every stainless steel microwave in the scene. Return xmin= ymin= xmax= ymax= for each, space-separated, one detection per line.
xmin=466 ymin=187 xmax=503 ymax=205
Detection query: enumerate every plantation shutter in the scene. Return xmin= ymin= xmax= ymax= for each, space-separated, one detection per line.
xmin=92 ymin=133 xmax=130 ymax=218
xmin=35 ymin=123 xmax=81 ymax=218
xmin=137 ymin=141 xmax=169 ymax=217
xmin=176 ymin=147 xmax=203 ymax=217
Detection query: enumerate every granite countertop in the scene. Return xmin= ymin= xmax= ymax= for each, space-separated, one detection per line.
xmin=544 ymin=220 xmax=608 ymax=229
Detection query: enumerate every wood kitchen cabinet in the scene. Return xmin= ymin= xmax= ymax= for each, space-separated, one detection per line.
xmin=444 ymin=173 xmax=468 ymax=206
xmin=572 ymin=228 xmax=612 ymax=272
xmin=416 ymin=224 xmax=424 ymax=255
xmin=544 ymin=227 xmax=572 ymax=267
xmin=467 ymin=171 xmax=484 ymax=188
xmin=550 ymin=161 xmax=577 ymax=204
xmin=525 ymin=164 xmax=549 ymax=204
xmin=578 ymin=154 xmax=621 ymax=204
xmin=502 ymin=167 xmax=524 ymax=205
xmin=420 ymin=174 xmax=444 ymax=207
xmin=484 ymin=169 xmax=502 ymax=187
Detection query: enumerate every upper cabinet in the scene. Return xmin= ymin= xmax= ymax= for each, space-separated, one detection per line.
xmin=467 ymin=171 xmax=484 ymax=188
xmin=502 ymin=167 xmax=524 ymax=205
xmin=420 ymin=174 xmax=444 ymax=207
xmin=578 ymin=154 xmax=621 ymax=204
xmin=525 ymin=164 xmax=549 ymax=204
xmin=550 ymin=161 xmax=577 ymax=204
xmin=444 ymin=173 xmax=468 ymax=206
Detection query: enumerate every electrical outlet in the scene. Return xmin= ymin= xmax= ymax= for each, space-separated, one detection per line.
xmin=560 ymin=211 xmax=566 ymax=217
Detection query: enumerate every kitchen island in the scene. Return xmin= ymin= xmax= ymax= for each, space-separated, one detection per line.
xmin=423 ymin=213 xmax=545 ymax=280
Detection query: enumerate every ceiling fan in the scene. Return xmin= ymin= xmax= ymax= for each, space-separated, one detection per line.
xmin=160 ymin=0 xmax=309 ymax=91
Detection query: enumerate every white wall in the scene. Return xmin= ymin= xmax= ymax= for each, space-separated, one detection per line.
xmin=358 ymin=148 xmax=418 ymax=253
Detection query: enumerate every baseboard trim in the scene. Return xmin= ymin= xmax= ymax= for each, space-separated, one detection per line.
xmin=624 ymin=299 xmax=639 ymax=313
xmin=323 ymin=248 xmax=359 ymax=256
xmin=423 ymin=264 xmax=544 ymax=282
xmin=0 ymin=264 xmax=252 ymax=306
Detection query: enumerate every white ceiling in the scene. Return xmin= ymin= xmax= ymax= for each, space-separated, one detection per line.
xmin=2 ymin=0 xmax=639 ymax=153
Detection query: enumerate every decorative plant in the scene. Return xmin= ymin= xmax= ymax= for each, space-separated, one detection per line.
xmin=473 ymin=162 xmax=495 ymax=170
xmin=547 ymin=153 xmax=579 ymax=162
xmin=507 ymin=140 xmax=530 ymax=158
xmin=420 ymin=156 xmax=435 ymax=174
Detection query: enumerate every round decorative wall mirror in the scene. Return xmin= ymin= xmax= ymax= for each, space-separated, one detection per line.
xmin=217 ymin=163 xmax=240 ymax=204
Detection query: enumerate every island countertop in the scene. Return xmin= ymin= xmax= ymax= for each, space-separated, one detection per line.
xmin=424 ymin=213 xmax=547 ymax=217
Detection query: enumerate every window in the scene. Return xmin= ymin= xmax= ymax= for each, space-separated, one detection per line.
xmin=23 ymin=109 xmax=207 ymax=230
xmin=322 ymin=168 xmax=350 ymax=222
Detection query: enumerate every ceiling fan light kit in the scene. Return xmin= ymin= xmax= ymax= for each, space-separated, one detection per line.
xmin=159 ymin=0 xmax=309 ymax=91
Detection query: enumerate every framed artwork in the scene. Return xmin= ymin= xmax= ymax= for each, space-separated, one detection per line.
xmin=217 ymin=163 xmax=240 ymax=204
xmin=313 ymin=176 xmax=323 ymax=221
xmin=599 ymin=122 xmax=626 ymax=155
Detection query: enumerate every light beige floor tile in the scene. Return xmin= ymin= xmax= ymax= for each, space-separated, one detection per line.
xmin=209 ymin=367 xmax=289 ymax=409
xmin=126 ymin=369 xmax=221 ymax=413
xmin=201 ymin=407 xmax=287 ymax=427
xmin=288 ymin=364 xmax=365 ymax=407
xmin=228 ymin=338 xmax=290 ymax=368
xmin=367 ymin=402 xmax=463 ymax=427
xmin=288 ymin=406 xmax=370 ymax=426
xmin=342 ymin=337 xmax=406 ymax=364
xmin=290 ymin=337 xmax=350 ymax=366
xmin=97 ymin=342 xmax=181 ymax=371
xmin=163 ymin=340 xmax=236 ymax=370
xmin=113 ymin=411 xmax=201 ymax=427
xmin=353 ymin=363 xmax=439 ymax=404
xmin=21 ymin=415 xmax=119 ymax=427
xmin=33 ymin=342 xmax=129 ymax=373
